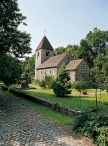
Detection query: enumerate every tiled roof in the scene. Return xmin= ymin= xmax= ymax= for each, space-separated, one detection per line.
xmin=66 ymin=59 xmax=83 ymax=70
xmin=36 ymin=36 xmax=54 ymax=51
xmin=37 ymin=54 xmax=68 ymax=69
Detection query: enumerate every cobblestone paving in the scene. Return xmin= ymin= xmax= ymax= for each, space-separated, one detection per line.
xmin=0 ymin=92 xmax=94 ymax=146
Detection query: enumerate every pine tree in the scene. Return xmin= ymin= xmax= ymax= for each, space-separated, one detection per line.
xmin=53 ymin=64 xmax=72 ymax=97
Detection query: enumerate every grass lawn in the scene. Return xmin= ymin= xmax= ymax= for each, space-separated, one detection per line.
xmin=1 ymin=83 xmax=108 ymax=125
xmin=10 ymin=84 xmax=108 ymax=113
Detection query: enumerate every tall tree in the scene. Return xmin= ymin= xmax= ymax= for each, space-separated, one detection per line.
xmin=0 ymin=0 xmax=31 ymax=57
xmin=0 ymin=54 xmax=22 ymax=86
xmin=78 ymin=28 xmax=108 ymax=67
xmin=21 ymin=54 xmax=35 ymax=83
xmin=90 ymin=52 xmax=108 ymax=83
xmin=65 ymin=44 xmax=80 ymax=59
xmin=54 ymin=47 xmax=66 ymax=55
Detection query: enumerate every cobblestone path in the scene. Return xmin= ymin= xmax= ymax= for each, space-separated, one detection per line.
xmin=0 ymin=92 xmax=94 ymax=146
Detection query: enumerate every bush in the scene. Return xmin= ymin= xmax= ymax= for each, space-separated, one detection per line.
xmin=38 ymin=80 xmax=46 ymax=88
xmin=53 ymin=82 xmax=71 ymax=97
xmin=82 ymin=89 xmax=87 ymax=95
xmin=105 ymin=84 xmax=108 ymax=92
xmin=72 ymin=112 xmax=108 ymax=145
xmin=53 ymin=64 xmax=72 ymax=97
xmin=44 ymin=75 xmax=55 ymax=89
xmin=38 ymin=75 xmax=55 ymax=89
xmin=1 ymin=85 xmax=8 ymax=91
xmin=73 ymin=80 xmax=87 ymax=92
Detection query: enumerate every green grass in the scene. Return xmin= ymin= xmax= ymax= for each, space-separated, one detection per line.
xmin=1 ymin=83 xmax=108 ymax=125
xmin=9 ymin=84 xmax=108 ymax=113
xmin=0 ymin=89 xmax=72 ymax=125
xmin=23 ymin=89 xmax=108 ymax=109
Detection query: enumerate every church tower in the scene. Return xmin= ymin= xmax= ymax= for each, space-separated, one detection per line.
xmin=35 ymin=36 xmax=54 ymax=79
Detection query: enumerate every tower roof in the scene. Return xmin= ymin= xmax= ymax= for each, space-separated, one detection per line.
xmin=36 ymin=36 xmax=54 ymax=51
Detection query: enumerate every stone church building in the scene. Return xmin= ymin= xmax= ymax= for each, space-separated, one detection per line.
xmin=35 ymin=36 xmax=89 ymax=82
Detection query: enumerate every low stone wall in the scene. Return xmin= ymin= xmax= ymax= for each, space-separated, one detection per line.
xmin=1 ymin=86 xmax=81 ymax=116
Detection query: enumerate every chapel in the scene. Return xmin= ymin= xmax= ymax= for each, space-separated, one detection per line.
xmin=35 ymin=36 xmax=89 ymax=82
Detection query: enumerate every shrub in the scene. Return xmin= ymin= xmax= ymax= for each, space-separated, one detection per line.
xmin=82 ymin=89 xmax=87 ymax=95
xmin=38 ymin=76 xmax=55 ymax=89
xmin=105 ymin=84 xmax=108 ymax=92
xmin=38 ymin=80 xmax=46 ymax=88
xmin=72 ymin=112 xmax=108 ymax=145
xmin=73 ymin=80 xmax=87 ymax=92
xmin=53 ymin=64 xmax=72 ymax=97
xmin=44 ymin=75 xmax=55 ymax=89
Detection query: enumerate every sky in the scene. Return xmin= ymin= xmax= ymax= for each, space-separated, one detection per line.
xmin=18 ymin=0 xmax=108 ymax=56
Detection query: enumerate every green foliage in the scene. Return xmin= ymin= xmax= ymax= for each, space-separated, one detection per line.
xmin=73 ymin=80 xmax=87 ymax=92
xmin=38 ymin=80 xmax=46 ymax=88
xmin=72 ymin=112 xmax=108 ymax=145
xmin=53 ymin=64 xmax=72 ymax=97
xmin=0 ymin=54 xmax=22 ymax=86
xmin=54 ymin=47 xmax=66 ymax=55
xmin=0 ymin=0 xmax=31 ymax=57
xmin=90 ymin=53 xmax=108 ymax=83
xmin=44 ymin=75 xmax=55 ymax=89
xmin=53 ymin=82 xmax=71 ymax=97
xmin=21 ymin=55 xmax=35 ymax=83
xmin=105 ymin=84 xmax=108 ymax=92
xmin=39 ymin=75 xmax=55 ymax=89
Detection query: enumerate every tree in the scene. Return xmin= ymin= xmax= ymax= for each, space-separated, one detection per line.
xmin=73 ymin=80 xmax=87 ymax=108
xmin=86 ymin=80 xmax=99 ymax=113
xmin=0 ymin=54 xmax=22 ymax=86
xmin=54 ymin=47 xmax=66 ymax=55
xmin=78 ymin=28 xmax=108 ymax=67
xmin=90 ymin=52 xmax=108 ymax=83
xmin=65 ymin=44 xmax=80 ymax=59
xmin=53 ymin=64 xmax=72 ymax=96
xmin=0 ymin=0 xmax=31 ymax=57
xmin=21 ymin=55 xmax=35 ymax=83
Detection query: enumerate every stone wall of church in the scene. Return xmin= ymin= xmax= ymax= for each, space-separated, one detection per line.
xmin=35 ymin=49 xmax=54 ymax=79
xmin=69 ymin=71 xmax=76 ymax=82
xmin=36 ymin=68 xmax=57 ymax=80
xmin=57 ymin=54 xmax=72 ymax=68
xmin=76 ymin=60 xmax=89 ymax=81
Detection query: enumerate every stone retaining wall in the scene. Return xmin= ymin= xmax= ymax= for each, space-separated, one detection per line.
xmin=1 ymin=86 xmax=81 ymax=116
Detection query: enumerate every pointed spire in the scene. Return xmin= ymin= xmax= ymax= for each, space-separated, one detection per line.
xmin=36 ymin=36 xmax=53 ymax=51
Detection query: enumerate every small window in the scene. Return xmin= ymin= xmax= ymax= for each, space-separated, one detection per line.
xmin=50 ymin=70 xmax=51 ymax=74
xmin=41 ymin=71 xmax=42 ymax=74
xmin=37 ymin=51 xmax=39 ymax=57
xmin=46 ymin=51 xmax=49 ymax=56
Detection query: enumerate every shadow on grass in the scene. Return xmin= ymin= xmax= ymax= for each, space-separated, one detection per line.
xmin=21 ymin=89 xmax=101 ymax=109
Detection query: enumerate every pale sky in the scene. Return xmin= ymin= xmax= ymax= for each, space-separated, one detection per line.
xmin=18 ymin=0 xmax=108 ymax=56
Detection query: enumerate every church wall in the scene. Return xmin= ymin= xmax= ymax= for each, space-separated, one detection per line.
xmin=35 ymin=49 xmax=54 ymax=79
xmin=36 ymin=68 xmax=57 ymax=80
xmin=57 ymin=54 xmax=72 ymax=68
xmin=35 ymin=49 xmax=54 ymax=68
xmin=76 ymin=60 xmax=89 ymax=81
xmin=69 ymin=71 xmax=76 ymax=82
